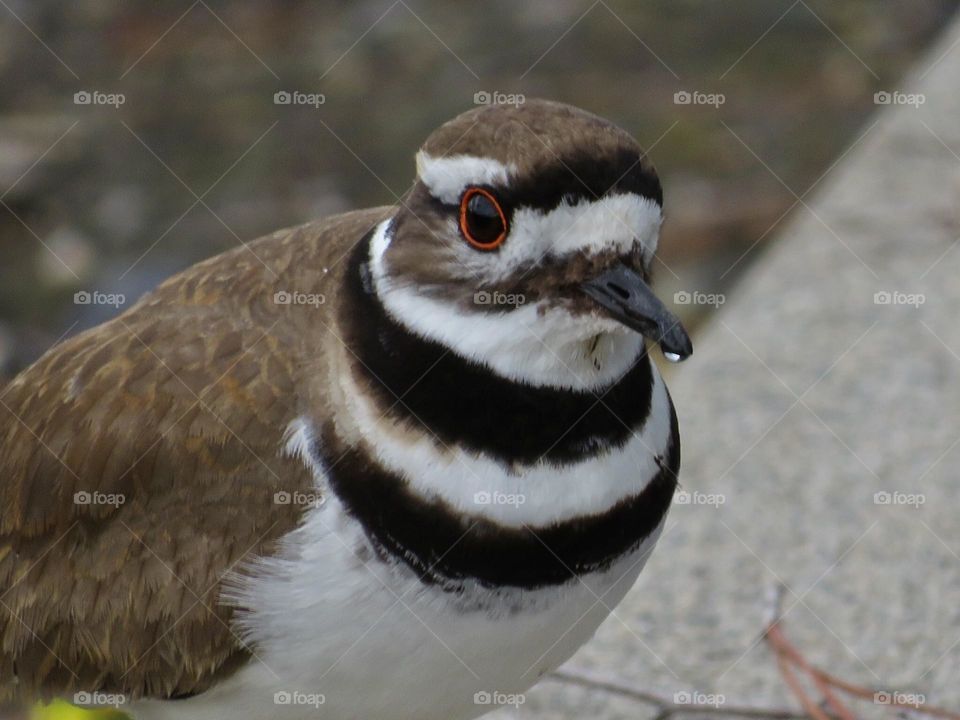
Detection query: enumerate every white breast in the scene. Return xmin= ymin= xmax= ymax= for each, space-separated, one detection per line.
xmin=130 ymin=493 xmax=665 ymax=720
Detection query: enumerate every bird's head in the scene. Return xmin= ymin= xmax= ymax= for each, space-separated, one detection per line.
xmin=369 ymin=99 xmax=691 ymax=391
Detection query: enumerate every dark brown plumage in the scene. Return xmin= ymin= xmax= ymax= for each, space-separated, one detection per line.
xmin=0 ymin=209 xmax=389 ymax=701
xmin=420 ymin=99 xmax=653 ymax=184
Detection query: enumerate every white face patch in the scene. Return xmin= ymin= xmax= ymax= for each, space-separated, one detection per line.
xmin=416 ymin=151 xmax=515 ymax=205
xmin=371 ymin=219 xmax=645 ymax=390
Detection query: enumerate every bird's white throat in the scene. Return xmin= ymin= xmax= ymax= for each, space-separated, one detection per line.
xmin=369 ymin=218 xmax=646 ymax=391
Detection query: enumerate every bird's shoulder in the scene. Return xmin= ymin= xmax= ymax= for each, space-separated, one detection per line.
xmin=0 ymin=206 xmax=390 ymax=701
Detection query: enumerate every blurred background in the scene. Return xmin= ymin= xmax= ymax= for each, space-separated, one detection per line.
xmin=1 ymin=0 xmax=957 ymax=376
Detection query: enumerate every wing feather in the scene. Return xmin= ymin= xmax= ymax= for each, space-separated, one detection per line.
xmin=0 ymin=211 xmax=390 ymax=702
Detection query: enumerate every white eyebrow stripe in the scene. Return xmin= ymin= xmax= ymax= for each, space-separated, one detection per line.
xmin=459 ymin=194 xmax=662 ymax=284
xmin=510 ymin=193 xmax=662 ymax=259
xmin=416 ymin=151 xmax=515 ymax=204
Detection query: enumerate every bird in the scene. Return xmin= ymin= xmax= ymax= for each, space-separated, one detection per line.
xmin=0 ymin=98 xmax=691 ymax=720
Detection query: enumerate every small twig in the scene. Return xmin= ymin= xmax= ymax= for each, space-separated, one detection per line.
xmin=767 ymin=622 xmax=858 ymax=720
xmin=549 ymin=583 xmax=959 ymax=720
xmin=810 ymin=669 xmax=959 ymax=720
xmin=764 ymin=583 xmax=960 ymax=720
xmin=774 ymin=651 xmax=832 ymax=720
xmin=550 ymin=666 xmax=814 ymax=720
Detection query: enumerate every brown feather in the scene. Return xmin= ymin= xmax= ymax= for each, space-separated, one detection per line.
xmin=0 ymin=208 xmax=392 ymax=702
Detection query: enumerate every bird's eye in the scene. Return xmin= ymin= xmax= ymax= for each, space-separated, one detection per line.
xmin=459 ymin=188 xmax=507 ymax=250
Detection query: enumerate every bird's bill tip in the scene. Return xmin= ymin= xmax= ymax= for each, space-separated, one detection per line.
xmin=581 ymin=263 xmax=692 ymax=362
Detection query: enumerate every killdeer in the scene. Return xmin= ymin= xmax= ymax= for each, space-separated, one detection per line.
xmin=0 ymin=99 xmax=691 ymax=720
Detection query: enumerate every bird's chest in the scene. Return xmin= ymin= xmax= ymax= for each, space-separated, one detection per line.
xmin=210 ymin=493 xmax=663 ymax=720
xmin=194 ymin=396 xmax=676 ymax=720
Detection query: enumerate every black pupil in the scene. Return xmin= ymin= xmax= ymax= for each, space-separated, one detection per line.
xmin=466 ymin=194 xmax=504 ymax=245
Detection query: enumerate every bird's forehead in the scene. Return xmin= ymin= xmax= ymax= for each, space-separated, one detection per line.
xmin=420 ymin=99 xmax=639 ymax=167
xmin=417 ymin=100 xmax=661 ymax=208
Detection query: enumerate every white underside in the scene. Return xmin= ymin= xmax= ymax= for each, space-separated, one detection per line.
xmin=129 ymin=490 xmax=664 ymax=720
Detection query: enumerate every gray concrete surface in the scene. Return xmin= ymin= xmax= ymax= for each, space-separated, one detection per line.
xmin=493 ymin=13 xmax=960 ymax=720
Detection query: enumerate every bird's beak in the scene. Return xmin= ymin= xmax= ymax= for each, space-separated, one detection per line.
xmin=581 ymin=263 xmax=693 ymax=362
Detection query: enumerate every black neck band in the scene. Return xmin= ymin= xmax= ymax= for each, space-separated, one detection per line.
xmin=341 ymin=229 xmax=655 ymax=467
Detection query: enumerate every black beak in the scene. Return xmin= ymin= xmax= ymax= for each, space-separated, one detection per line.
xmin=581 ymin=263 xmax=693 ymax=362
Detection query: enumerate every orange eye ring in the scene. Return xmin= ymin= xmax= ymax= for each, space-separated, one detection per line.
xmin=459 ymin=187 xmax=508 ymax=251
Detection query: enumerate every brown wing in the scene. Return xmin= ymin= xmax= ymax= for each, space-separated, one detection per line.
xmin=0 ymin=210 xmax=387 ymax=702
